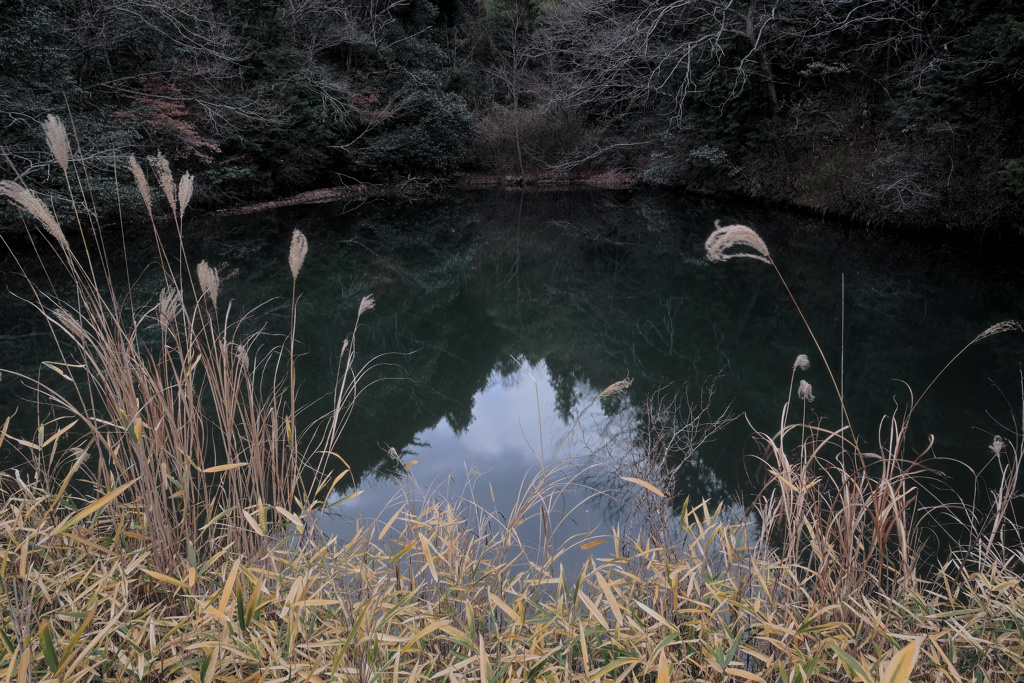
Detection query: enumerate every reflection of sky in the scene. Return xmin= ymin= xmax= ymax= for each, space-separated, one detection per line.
xmin=324 ymin=359 xmax=607 ymax=544
xmin=322 ymin=359 xmax=742 ymax=567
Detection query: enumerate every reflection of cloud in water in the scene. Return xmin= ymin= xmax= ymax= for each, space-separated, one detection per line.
xmin=325 ymin=359 xmax=597 ymax=537
xmin=322 ymin=358 xmax=749 ymax=568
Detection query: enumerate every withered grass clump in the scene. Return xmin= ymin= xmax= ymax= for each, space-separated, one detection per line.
xmin=0 ymin=115 xmax=374 ymax=574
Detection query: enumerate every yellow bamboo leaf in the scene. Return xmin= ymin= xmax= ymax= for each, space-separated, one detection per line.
xmin=580 ymin=539 xmax=606 ymax=551
xmin=656 ymin=652 xmax=669 ymax=683
xmin=725 ymin=668 xmax=765 ymax=682
xmin=55 ymin=480 xmax=136 ymax=534
xmin=219 ymin=560 xmax=241 ymax=615
xmin=139 ymin=568 xmax=188 ymax=590
xmin=406 ymin=619 xmax=452 ymax=645
xmin=880 ymin=639 xmax=922 ymax=683
xmin=378 ymin=507 xmax=403 ymax=541
xmin=595 ymin=571 xmax=623 ymax=625
xmin=203 ymin=463 xmax=247 ymax=473
xmin=274 ymin=505 xmax=305 ymax=531
xmin=488 ymin=590 xmax=524 ymax=626
xmin=16 ymin=646 xmax=29 ymax=683
xmin=242 ymin=508 xmax=266 ymax=537
xmin=419 ymin=533 xmax=438 ymax=582
xmin=577 ymin=591 xmax=609 ymax=630
xmin=620 ymin=476 xmax=665 ymax=497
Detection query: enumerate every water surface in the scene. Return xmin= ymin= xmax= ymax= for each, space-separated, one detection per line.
xmin=2 ymin=190 xmax=1022 ymax=550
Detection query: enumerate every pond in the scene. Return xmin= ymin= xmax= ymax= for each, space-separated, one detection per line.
xmin=2 ymin=189 xmax=1022 ymax=555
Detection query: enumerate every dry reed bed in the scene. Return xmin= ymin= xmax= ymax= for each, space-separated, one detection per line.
xmin=2 ymin=474 xmax=1024 ymax=682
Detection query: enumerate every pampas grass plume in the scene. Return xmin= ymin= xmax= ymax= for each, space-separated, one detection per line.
xmin=794 ymin=354 xmax=810 ymax=371
xmin=178 ymin=171 xmax=194 ymax=221
xmin=44 ymin=114 xmax=70 ymax=172
xmin=973 ymin=320 xmax=1021 ymax=344
xmin=798 ymin=379 xmax=815 ymax=402
xmin=358 ymin=294 xmax=375 ymax=317
xmin=148 ymin=153 xmax=177 ymax=217
xmin=289 ymin=230 xmax=308 ymax=280
xmin=128 ymin=155 xmax=153 ymax=220
xmin=0 ymin=180 xmax=68 ymax=249
xmin=197 ymin=261 xmax=220 ymax=308
xmin=158 ymin=287 xmax=183 ymax=331
xmin=705 ymin=221 xmax=771 ymax=264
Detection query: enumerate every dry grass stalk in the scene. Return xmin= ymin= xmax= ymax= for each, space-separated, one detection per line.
xmin=289 ymin=229 xmax=308 ymax=280
xmin=44 ymin=114 xmax=70 ymax=172
xmin=0 ymin=180 xmax=69 ymax=249
xmin=704 ymin=221 xmax=771 ymax=263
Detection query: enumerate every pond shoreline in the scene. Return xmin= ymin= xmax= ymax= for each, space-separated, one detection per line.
xmin=211 ymin=171 xmax=1024 ymax=255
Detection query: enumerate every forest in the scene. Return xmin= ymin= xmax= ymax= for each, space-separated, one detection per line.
xmin=3 ymin=0 xmax=1024 ymax=230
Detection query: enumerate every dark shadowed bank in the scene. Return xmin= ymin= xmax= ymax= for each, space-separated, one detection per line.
xmin=3 ymin=0 xmax=1024 ymax=234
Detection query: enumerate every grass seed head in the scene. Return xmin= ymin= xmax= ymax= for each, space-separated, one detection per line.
xmin=236 ymin=343 xmax=249 ymax=369
xmin=148 ymin=152 xmax=177 ymax=217
xmin=158 ymin=287 xmax=183 ymax=331
xmin=0 ymin=180 xmax=68 ymax=249
xmin=973 ymin=320 xmax=1021 ymax=344
xmin=197 ymin=261 xmax=220 ymax=308
xmin=289 ymin=229 xmax=308 ymax=280
xmin=798 ymin=379 xmax=815 ymax=402
xmin=358 ymin=294 xmax=375 ymax=317
xmin=128 ymin=155 xmax=153 ymax=220
xmin=705 ymin=221 xmax=771 ymax=264
xmin=44 ymin=114 xmax=70 ymax=172
xmin=794 ymin=354 xmax=810 ymax=371
xmin=178 ymin=171 xmax=194 ymax=221
xmin=53 ymin=308 xmax=85 ymax=339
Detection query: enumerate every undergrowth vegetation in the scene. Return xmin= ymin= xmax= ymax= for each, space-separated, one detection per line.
xmin=1 ymin=118 xmax=1023 ymax=682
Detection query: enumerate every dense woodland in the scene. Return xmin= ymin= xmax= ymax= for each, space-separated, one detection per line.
xmin=2 ymin=0 xmax=1024 ymax=230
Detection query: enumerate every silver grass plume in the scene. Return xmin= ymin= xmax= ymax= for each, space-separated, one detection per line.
xmin=972 ymin=321 xmax=1021 ymax=344
xmin=197 ymin=261 xmax=220 ymax=307
xmin=148 ymin=153 xmax=177 ymax=218
xmin=705 ymin=221 xmax=771 ymax=264
xmin=797 ymin=379 xmax=815 ymax=402
xmin=178 ymin=171 xmax=194 ymax=221
xmin=128 ymin=156 xmax=153 ymax=220
xmin=358 ymin=294 xmax=375 ymax=317
xmin=158 ymin=287 xmax=183 ymax=331
xmin=793 ymin=354 xmax=810 ymax=371
xmin=289 ymin=229 xmax=308 ymax=280
xmin=53 ymin=308 xmax=85 ymax=340
xmin=598 ymin=378 xmax=632 ymax=399
xmin=43 ymin=114 xmax=70 ymax=172
xmin=990 ymin=435 xmax=1005 ymax=458
xmin=0 ymin=180 xmax=68 ymax=249
xmin=236 ymin=343 xmax=250 ymax=370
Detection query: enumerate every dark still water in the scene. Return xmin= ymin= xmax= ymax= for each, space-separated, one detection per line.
xmin=2 ymin=189 xmax=1022 ymax=549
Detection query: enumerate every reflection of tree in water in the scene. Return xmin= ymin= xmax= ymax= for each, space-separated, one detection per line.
xmin=575 ymin=379 xmax=736 ymax=542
